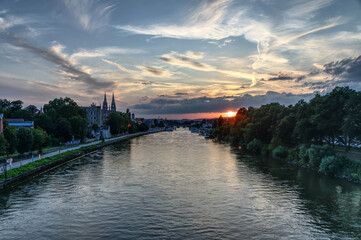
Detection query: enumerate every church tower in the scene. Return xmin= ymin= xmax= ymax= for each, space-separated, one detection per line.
xmin=102 ymin=92 xmax=108 ymax=116
xmin=111 ymin=92 xmax=116 ymax=112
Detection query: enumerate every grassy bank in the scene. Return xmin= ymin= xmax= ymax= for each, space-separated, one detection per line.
xmin=246 ymin=141 xmax=361 ymax=183
xmin=0 ymin=132 xmax=152 ymax=189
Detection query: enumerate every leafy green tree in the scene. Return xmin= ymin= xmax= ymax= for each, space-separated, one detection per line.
xmin=273 ymin=114 xmax=296 ymax=146
xmin=16 ymin=128 xmax=34 ymax=155
xmin=0 ymin=133 xmax=9 ymax=156
xmin=3 ymin=127 xmax=17 ymax=155
xmin=35 ymin=114 xmax=54 ymax=135
xmin=106 ymin=112 xmax=131 ymax=135
xmin=138 ymin=123 xmax=149 ymax=132
xmin=32 ymin=128 xmax=48 ymax=153
xmin=54 ymin=118 xmax=72 ymax=142
xmin=69 ymin=116 xmax=87 ymax=139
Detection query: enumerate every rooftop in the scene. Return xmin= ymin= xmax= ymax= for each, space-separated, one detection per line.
xmin=8 ymin=121 xmax=34 ymax=128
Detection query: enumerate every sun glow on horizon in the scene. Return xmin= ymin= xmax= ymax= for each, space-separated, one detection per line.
xmin=225 ymin=111 xmax=237 ymax=117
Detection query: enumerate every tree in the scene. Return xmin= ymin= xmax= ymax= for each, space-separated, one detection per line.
xmin=3 ymin=127 xmax=17 ymax=155
xmin=69 ymin=116 xmax=87 ymax=139
xmin=32 ymin=128 xmax=48 ymax=153
xmin=106 ymin=112 xmax=131 ymax=135
xmin=25 ymin=105 xmax=39 ymax=115
xmin=35 ymin=114 xmax=54 ymax=135
xmin=0 ymin=133 xmax=9 ymax=156
xmin=17 ymin=128 xmax=33 ymax=155
xmin=138 ymin=123 xmax=149 ymax=132
xmin=54 ymin=118 xmax=72 ymax=142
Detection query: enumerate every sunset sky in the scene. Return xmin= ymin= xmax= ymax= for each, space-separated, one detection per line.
xmin=0 ymin=0 xmax=361 ymax=119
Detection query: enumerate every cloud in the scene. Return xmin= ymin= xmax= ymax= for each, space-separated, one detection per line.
xmin=0 ymin=15 xmax=25 ymax=31
xmin=130 ymin=91 xmax=316 ymax=114
xmin=324 ymin=55 xmax=361 ymax=84
xmin=115 ymin=0 xmax=250 ymax=40
xmin=159 ymin=51 xmax=254 ymax=81
xmin=0 ymin=73 xmax=90 ymax=106
xmin=1 ymin=32 xmax=114 ymax=89
xmin=63 ymin=0 xmax=114 ymax=31
xmin=286 ymin=0 xmax=335 ymax=18
xmin=70 ymin=47 xmax=145 ymax=63
xmin=102 ymin=58 xmax=174 ymax=79
xmin=268 ymin=72 xmax=295 ymax=81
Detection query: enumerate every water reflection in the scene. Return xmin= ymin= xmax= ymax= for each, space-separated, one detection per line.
xmin=233 ymin=150 xmax=361 ymax=238
xmin=0 ymin=129 xmax=360 ymax=239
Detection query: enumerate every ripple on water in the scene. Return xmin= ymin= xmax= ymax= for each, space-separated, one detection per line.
xmin=1 ymin=129 xmax=361 ymax=239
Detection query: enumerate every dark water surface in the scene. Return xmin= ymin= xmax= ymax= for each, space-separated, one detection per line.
xmin=1 ymin=129 xmax=361 ymax=239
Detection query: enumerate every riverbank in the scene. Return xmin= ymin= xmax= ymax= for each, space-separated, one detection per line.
xmin=247 ymin=143 xmax=361 ymax=184
xmin=0 ymin=130 xmax=162 ymax=191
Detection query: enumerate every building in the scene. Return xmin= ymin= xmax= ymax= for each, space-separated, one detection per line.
xmin=85 ymin=92 xmax=117 ymax=130
xmin=102 ymin=92 xmax=116 ymax=119
xmin=0 ymin=113 xmax=3 ymax=134
xmin=7 ymin=119 xmax=34 ymax=129
xmin=85 ymin=103 xmax=103 ymax=128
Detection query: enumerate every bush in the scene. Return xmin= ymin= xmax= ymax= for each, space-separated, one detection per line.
xmin=272 ymin=146 xmax=288 ymax=159
xmin=319 ymin=154 xmax=347 ymax=175
xmin=307 ymin=145 xmax=333 ymax=169
xmin=247 ymin=138 xmax=262 ymax=154
xmin=298 ymin=145 xmax=309 ymax=164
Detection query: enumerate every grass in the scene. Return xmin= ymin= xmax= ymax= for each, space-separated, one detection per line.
xmin=0 ymin=132 xmax=149 ymax=182
xmin=0 ymin=146 xmax=96 ymax=181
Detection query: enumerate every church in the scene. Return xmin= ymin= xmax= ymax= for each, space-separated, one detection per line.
xmin=85 ymin=92 xmax=116 ymax=129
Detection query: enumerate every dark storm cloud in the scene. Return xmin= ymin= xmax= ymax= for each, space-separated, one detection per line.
xmin=0 ymin=32 xmax=114 ymax=89
xmin=130 ymin=91 xmax=315 ymax=114
xmin=324 ymin=55 xmax=361 ymax=82
xmin=298 ymin=55 xmax=361 ymax=89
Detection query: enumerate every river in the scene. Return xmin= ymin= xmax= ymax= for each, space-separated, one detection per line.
xmin=1 ymin=128 xmax=361 ymax=239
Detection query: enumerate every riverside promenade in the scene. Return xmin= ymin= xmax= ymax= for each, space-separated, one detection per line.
xmin=4 ymin=130 xmax=162 ymax=171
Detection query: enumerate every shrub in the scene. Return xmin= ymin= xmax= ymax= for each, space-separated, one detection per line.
xmin=307 ymin=145 xmax=333 ymax=169
xmin=272 ymin=146 xmax=288 ymax=159
xmin=319 ymin=154 xmax=347 ymax=175
xmin=298 ymin=145 xmax=309 ymax=164
xmin=247 ymin=138 xmax=262 ymax=154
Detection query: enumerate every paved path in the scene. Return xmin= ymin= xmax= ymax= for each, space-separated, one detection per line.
xmin=3 ymin=131 xmax=160 ymax=171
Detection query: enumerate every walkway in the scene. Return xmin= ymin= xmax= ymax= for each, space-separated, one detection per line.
xmin=3 ymin=131 xmax=160 ymax=171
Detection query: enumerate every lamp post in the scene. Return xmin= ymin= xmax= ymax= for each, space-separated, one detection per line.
xmin=2 ymin=158 xmax=7 ymax=180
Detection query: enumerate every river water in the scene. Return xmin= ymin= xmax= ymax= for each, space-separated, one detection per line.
xmin=1 ymin=128 xmax=361 ymax=239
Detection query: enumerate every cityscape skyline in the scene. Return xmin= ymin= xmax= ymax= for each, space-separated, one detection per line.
xmin=0 ymin=0 xmax=361 ymax=119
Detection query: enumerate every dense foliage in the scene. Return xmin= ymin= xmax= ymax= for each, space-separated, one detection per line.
xmin=214 ymin=87 xmax=361 ymax=151
xmin=1 ymin=96 xmax=149 ymax=157
xmin=213 ymin=86 xmax=361 ymax=181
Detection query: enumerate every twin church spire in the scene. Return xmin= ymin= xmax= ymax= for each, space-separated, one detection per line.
xmin=103 ymin=92 xmax=116 ymax=113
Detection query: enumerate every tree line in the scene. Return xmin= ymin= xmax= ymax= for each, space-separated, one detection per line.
xmin=0 ymin=97 xmax=148 ymax=157
xmin=213 ymin=86 xmax=361 ymax=179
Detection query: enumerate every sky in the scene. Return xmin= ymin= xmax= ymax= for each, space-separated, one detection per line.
xmin=0 ymin=0 xmax=361 ymax=119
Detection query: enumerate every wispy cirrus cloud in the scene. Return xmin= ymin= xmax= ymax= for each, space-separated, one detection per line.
xmin=159 ymin=51 xmax=256 ymax=81
xmin=115 ymin=0 xmax=343 ymax=89
xmin=115 ymin=0 xmax=248 ymax=40
xmin=101 ymin=58 xmax=174 ymax=79
xmin=69 ymin=47 xmax=145 ymax=63
xmin=63 ymin=0 xmax=114 ymax=31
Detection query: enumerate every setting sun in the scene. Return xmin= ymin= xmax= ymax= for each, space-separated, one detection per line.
xmin=225 ymin=111 xmax=237 ymax=117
